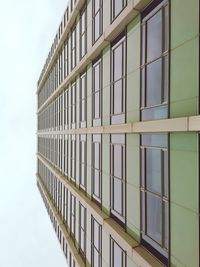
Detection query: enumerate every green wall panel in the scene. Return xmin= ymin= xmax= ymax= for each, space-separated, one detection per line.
xmin=171 ymin=0 xmax=199 ymax=49
xmin=170 ymin=133 xmax=199 ymax=266
xmin=170 ymin=38 xmax=198 ymax=117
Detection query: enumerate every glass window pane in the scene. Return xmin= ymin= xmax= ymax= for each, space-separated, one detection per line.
xmin=93 ymin=249 xmax=99 ymax=267
xmin=81 ymin=35 xmax=85 ymax=56
xmin=94 ymin=170 xmax=100 ymax=196
xmin=94 ymin=64 xmax=100 ymax=92
xmin=114 ymin=44 xmax=123 ymax=81
xmin=164 ymin=6 xmax=169 ymax=52
xmin=113 ymin=241 xmax=122 ymax=267
xmin=146 ymin=148 xmax=161 ymax=194
xmin=113 ymin=177 xmax=122 ymax=214
xmin=141 ymin=134 xmax=167 ymax=148
xmin=142 ymin=24 xmax=146 ymax=65
xmin=95 ymin=143 xmax=100 ymax=168
xmin=141 ymin=67 xmax=145 ymax=107
xmin=163 ymin=150 xmax=168 ymax=198
xmin=140 ymin=148 xmax=145 ymax=188
xmin=94 ymin=221 xmax=99 ymax=248
xmin=114 ymin=145 xmax=122 ymax=178
xmin=81 ymin=208 xmax=85 ymax=226
xmin=146 ymin=193 xmax=162 ymax=244
xmin=141 ymin=105 xmax=168 ymax=121
xmin=164 ymin=201 xmax=169 ymax=249
xmin=146 ymin=59 xmax=162 ymax=106
xmin=114 ymin=0 xmax=123 ymax=18
xmin=113 ymin=80 xmax=123 ymax=114
xmin=95 ymin=92 xmax=100 ymax=118
xmin=95 ymin=0 xmax=100 ymax=13
xmin=163 ymin=56 xmax=168 ymax=103
xmin=81 ymin=230 xmax=85 ymax=250
xmin=95 ymin=14 xmax=100 ymax=41
xmin=141 ymin=191 xmax=145 ymax=232
xmin=81 ymin=12 xmax=85 ymax=33
xmin=147 ymin=10 xmax=162 ymax=62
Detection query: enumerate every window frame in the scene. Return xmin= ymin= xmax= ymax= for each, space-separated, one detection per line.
xmin=110 ymin=30 xmax=127 ymax=125
xmin=80 ymin=5 xmax=87 ymax=59
xmin=92 ymin=56 xmax=102 ymax=127
xmin=92 ymin=0 xmax=103 ymax=45
xmin=79 ymin=203 xmax=86 ymax=261
xmin=70 ymin=135 xmax=76 ymax=183
xmin=140 ymin=0 xmax=169 ymax=121
xmin=91 ymin=216 xmax=102 ymax=267
xmin=111 ymin=0 xmax=127 ymax=22
xmin=71 ymin=23 xmax=77 ymax=70
xmin=70 ymin=193 xmax=76 ymax=241
xmin=110 ymin=134 xmax=126 ymax=227
xmin=140 ymin=133 xmax=169 ymax=265
xmin=79 ymin=134 xmax=87 ymax=191
xmin=91 ymin=134 xmax=102 ymax=206
xmin=110 ymin=236 xmax=126 ymax=267
xmin=70 ymin=81 xmax=76 ymax=129
xmin=79 ymin=71 xmax=87 ymax=128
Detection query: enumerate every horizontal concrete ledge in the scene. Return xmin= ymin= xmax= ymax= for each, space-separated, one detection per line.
xmin=189 ymin=115 xmax=200 ymax=131
xmin=37 ymin=115 xmax=200 ymax=135
xmin=132 ymin=117 xmax=188 ymax=133
xmin=37 ymin=177 xmax=84 ymax=267
xmin=37 ymin=154 xmax=165 ymax=266
xmin=133 ymin=247 xmax=164 ymax=267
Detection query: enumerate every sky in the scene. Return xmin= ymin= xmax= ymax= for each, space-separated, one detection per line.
xmin=0 ymin=0 xmax=69 ymax=266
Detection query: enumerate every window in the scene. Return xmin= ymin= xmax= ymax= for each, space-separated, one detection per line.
xmin=64 ymin=88 xmax=68 ymax=129
xmin=140 ymin=134 xmax=169 ymax=265
xmin=111 ymin=0 xmax=127 ymax=21
xmin=71 ymin=24 xmax=76 ymax=70
xmin=141 ymin=0 xmax=169 ymax=121
xmin=92 ymin=0 xmax=103 ymax=44
xmin=110 ymin=134 xmax=126 ymax=225
xmin=91 ymin=216 xmax=102 ymax=267
xmin=71 ymin=0 xmax=76 ymax=12
xmin=80 ymin=6 xmax=87 ymax=59
xmin=80 ymin=72 xmax=87 ymax=128
xmin=79 ymin=203 xmax=86 ymax=260
xmin=91 ymin=134 xmax=102 ymax=204
xmin=64 ymin=37 xmax=69 ymax=79
xmin=70 ymin=193 xmax=76 ymax=240
xmin=63 ymin=186 xmax=68 ymax=226
xmin=71 ymin=82 xmax=76 ymax=128
xmin=110 ymin=237 xmax=126 ymax=267
xmin=79 ymin=135 xmax=87 ymax=191
xmin=69 ymin=251 xmax=76 ymax=267
xmin=111 ymin=31 xmax=126 ymax=124
xmin=70 ymin=135 xmax=76 ymax=182
xmin=64 ymin=135 xmax=68 ymax=176
xmin=92 ymin=57 xmax=102 ymax=126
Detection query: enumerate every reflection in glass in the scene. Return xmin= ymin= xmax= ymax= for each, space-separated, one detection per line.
xmin=147 ymin=193 xmax=162 ymax=244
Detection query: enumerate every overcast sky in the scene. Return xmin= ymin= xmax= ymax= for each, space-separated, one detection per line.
xmin=0 ymin=1 xmax=69 ymax=266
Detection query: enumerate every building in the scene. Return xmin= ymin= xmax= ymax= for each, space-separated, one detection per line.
xmin=36 ymin=0 xmax=200 ymax=266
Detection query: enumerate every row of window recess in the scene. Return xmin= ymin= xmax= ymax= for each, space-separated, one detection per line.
xmin=38 ymin=0 xmax=127 ymax=108
xmin=38 ymin=181 xmax=76 ymax=267
xmin=38 ymin=131 xmax=169 ymax=265
xmin=38 ymin=161 xmax=127 ymax=267
xmin=38 ymin=0 xmax=169 ymax=127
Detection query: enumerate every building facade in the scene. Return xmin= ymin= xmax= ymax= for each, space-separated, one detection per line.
xmin=36 ymin=0 xmax=200 ymax=266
